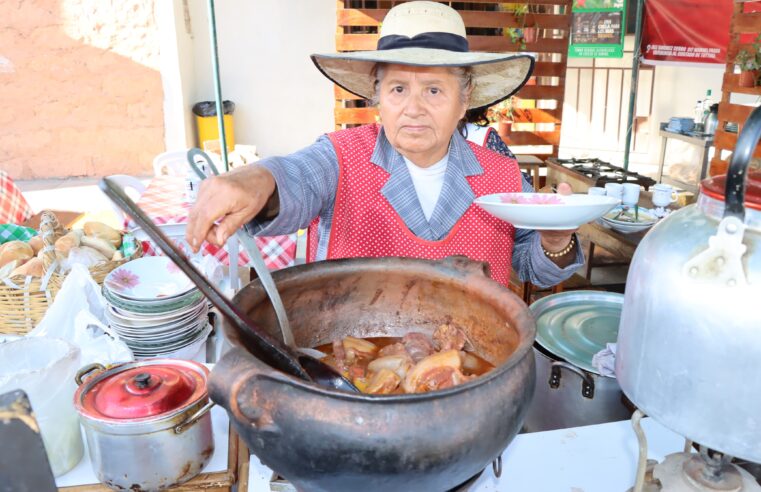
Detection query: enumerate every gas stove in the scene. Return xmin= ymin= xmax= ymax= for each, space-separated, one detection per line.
xmin=546 ymin=157 xmax=656 ymax=192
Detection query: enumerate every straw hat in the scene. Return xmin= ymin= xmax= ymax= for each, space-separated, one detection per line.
xmin=311 ymin=1 xmax=534 ymax=109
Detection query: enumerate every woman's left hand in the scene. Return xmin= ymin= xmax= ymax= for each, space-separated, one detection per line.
xmin=538 ymin=183 xmax=578 ymax=264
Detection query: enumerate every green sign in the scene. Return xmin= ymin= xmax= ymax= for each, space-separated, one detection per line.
xmin=569 ymin=0 xmax=626 ymax=58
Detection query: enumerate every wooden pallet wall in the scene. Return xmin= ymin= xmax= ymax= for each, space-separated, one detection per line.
xmin=334 ymin=0 xmax=573 ymax=158
xmin=711 ymin=1 xmax=761 ymax=176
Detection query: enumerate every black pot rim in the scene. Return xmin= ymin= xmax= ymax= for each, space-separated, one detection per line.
xmin=228 ymin=256 xmax=536 ymax=403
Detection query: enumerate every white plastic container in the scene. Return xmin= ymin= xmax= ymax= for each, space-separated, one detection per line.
xmin=0 ymin=337 xmax=84 ymax=476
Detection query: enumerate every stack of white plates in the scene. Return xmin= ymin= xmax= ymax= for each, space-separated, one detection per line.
xmin=103 ymin=256 xmax=210 ymax=359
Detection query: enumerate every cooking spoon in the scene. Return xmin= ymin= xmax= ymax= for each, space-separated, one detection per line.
xmin=185 ymin=150 xmax=326 ymax=359
xmin=99 ymin=176 xmax=358 ymax=392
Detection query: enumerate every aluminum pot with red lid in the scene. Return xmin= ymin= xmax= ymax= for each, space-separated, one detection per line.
xmin=73 ymin=359 xmax=214 ymax=491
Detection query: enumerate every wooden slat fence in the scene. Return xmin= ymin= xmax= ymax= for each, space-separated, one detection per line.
xmin=711 ymin=2 xmax=761 ymax=175
xmin=334 ymin=0 xmax=573 ymax=158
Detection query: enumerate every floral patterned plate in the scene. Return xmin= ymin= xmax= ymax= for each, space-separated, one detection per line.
xmin=474 ymin=193 xmax=620 ymax=230
xmin=104 ymin=256 xmax=195 ymax=301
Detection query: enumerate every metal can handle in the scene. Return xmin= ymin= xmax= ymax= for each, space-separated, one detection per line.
xmin=549 ymin=361 xmax=595 ymax=399
xmin=174 ymin=400 xmax=215 ymax=434
xmin=75 ymin=363 xmax=106 ymax=386
xmin=724 ymin=105 xmax=761 ymax=220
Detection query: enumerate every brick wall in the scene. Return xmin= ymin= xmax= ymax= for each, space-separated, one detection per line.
xmin=0 ymin=0 xmax=164 ymax=180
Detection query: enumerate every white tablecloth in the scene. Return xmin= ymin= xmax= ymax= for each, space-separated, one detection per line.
xmin=247 ymin=417 xmax=685 ymax=491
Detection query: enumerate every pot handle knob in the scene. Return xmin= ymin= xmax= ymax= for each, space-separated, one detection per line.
xmin=74 ymin=363 xmax=106 ymax=386
xmin=441 ymin=255 xmax=491 ymax=278
xmin=724 ymin=105 xmax=761 ymax=221
xmin=549 ymin=361 xmax=595 ymax=399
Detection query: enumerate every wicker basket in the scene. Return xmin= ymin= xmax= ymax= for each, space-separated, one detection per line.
xmin=0 ymin=211 xmax=142 ymax=335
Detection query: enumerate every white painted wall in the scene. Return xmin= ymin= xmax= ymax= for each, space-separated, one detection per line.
xmin=560 ymin=35 xmax=725 ymax=178
xmin=178 ymin=0 xmax=336 ymax=158
xmin=157 ymin=0 xmax=196 ymax=151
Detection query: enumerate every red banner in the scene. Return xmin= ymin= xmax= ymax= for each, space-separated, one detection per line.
xmin=641 ymin=0 xmax=732 ymax=66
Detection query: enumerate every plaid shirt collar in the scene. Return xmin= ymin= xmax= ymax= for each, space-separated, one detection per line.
xmin=370 ymin=127 xmax=484 ymax=240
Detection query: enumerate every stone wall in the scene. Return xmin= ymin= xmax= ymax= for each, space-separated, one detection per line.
xmin=0 ymin=0 xmax=164 ymax=180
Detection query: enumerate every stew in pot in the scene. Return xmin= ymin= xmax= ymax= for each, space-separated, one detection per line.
xmin=317 ymin=324 xmax=494 ymax=395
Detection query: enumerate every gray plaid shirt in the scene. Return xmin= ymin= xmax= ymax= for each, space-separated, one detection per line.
xmin=247 ymin=127 xmax=583 ymax=288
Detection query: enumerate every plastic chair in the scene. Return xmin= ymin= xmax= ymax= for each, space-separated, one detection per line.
xmin=152 ymin=150 xmax=191 ymax=177
xmin=104 ymin=175 xmax=146 ymax=225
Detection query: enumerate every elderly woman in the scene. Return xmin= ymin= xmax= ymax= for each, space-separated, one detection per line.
xmin=187 ymin=1 xmax=582 ymax=288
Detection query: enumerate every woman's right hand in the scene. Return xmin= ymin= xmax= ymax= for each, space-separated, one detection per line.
xmin=186 ymin=165 xmax=277 ymax=252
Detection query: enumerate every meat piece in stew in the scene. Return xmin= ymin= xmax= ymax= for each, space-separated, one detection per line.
xmin=377 ymin=342 xmax=408 ymax=358
xmin=318 ymin=332 xmax=493 ymax=395
xmin=432 ymin=324 xmax=470 ymax=352
xmin=403 ymin=350 xmax=471 ymax=393
xmin=402 ymin=333 xmax=435 ymax=362
xmin=366 ymin=369 xmax=402 ymax=394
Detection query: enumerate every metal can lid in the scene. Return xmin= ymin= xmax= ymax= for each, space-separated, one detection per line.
xmin=701 ymin=172 xmax=761 ymax=211
xmin=78 ymin=360 xmax=208 ymax=421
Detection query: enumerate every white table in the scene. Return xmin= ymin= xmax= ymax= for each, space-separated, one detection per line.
xmin=246 ymin=417 xmax=685 ymax=491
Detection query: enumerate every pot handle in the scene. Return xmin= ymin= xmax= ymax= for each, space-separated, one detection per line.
xmin=549 ymin=361 xmax=595 ymax=399
xmin=75 ymin=363 xmax=106 ymax=386
xmin=209 ymin=346 xmax=289 ymax=431
xmin=441 ymin=255 xmax=491 ymax=278
xmin=174 ymin=400 xmax=215 ymax=434
xmin=724 ymin=104 xmax=761 ymax=221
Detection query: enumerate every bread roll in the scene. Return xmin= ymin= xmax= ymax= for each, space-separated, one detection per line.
xmin=28 ymin=236 xmax=44 ymax=255
xmin=11 ymin=257 xmax=43 ymax=277
xmin=83 ymin=222 xmax=122 ymax=247
xmin=80 ymin=236 xmax=116 ymax=258
xmin=55 ymin=232 xmax=81 ymax=256
xmin=0 ymin=241 xmax=34 ymax=268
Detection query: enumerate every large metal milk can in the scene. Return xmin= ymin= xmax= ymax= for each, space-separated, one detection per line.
xmin=616 ymin=106 xmax=761 ymax=463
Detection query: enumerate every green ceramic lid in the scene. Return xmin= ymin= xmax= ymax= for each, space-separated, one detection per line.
xmin=530 ymin=291 xmax=624 ymax=374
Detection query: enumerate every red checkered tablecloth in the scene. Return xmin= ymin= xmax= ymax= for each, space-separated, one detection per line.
xmin=131 ymin=176 xmax=296 ymax=270
xmin=0 ymin=171 xmax=33 ymax=225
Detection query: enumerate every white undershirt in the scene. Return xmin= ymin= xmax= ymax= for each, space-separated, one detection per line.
xmin=403 ymin=154 xmax=448 ymax=221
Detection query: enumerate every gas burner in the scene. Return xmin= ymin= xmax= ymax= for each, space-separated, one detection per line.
xmin=627 ymin=411 xmax=761 ymax=492
xmin=547 ymin=157 xmax=657 ymax=190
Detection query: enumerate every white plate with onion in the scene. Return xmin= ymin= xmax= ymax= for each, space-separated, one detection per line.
xmin=475 ymin=193 xmax=620 ymax=230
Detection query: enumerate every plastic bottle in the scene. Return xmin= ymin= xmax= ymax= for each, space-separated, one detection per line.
xmin=694 ymin=100 xmax=704 ymax=124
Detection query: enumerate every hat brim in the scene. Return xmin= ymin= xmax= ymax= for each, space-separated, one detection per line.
xmin=311 ymin=48 xmax=535 ymax=109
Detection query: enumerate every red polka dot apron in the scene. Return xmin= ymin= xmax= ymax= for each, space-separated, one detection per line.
xmin=308 ymin=124 xmax=521 ymax=287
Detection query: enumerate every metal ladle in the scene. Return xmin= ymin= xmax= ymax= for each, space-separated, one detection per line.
xmin=99 ymin=176 xmax=358 ymax=392
xmin=185 ymin=150 xmax=325 ymax=359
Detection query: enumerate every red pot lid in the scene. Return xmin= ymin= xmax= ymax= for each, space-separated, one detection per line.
xmin=79 ymin=361 xmax=208 ymax=420
xmin=701 ymin=172 xmax=761 ymax=211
